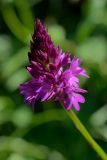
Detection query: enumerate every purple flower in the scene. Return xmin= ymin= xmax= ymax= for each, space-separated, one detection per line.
xmin=20 ymin=19 xmax=89 ymax=111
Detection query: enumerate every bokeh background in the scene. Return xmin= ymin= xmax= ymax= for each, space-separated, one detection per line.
xmin=0 ymin=0 xmax=107 ymax=159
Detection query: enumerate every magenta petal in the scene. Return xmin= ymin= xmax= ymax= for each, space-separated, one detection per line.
xmin=49 ymin=63 xmax=57 ymax=70
xmin=61 ymin=53 xmax=70 ymax=66
xmin=64 ymin=98 xmax=72 ymax=110
xmin=72 ymin=87 xmax=87 ymax=93
xmin=77 ymin=67 xmax=89 ymax=78
xmin=70 ymin=56 xmax=81 ymax=71
xmin=73 ymin=93 xmax=85 ymax=103
xmin=41 ymin=92 xmax=50 ymax=101
xmin=72 ymin=97 xmax=80 ymax=111
xmin=20 ymin=80 xmax=37 ymax=107
xmin=35 ymin=86 xmax=42 ymax=93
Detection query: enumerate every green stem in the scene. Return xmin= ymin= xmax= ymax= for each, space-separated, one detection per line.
xmin=64 ymin=108 xmax=107 ymax=160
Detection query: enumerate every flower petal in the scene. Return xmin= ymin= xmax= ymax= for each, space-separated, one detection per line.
xmin=73 ymin=93 xmax=85 ymax=103
xmin=72 ymin=96 xmax=80 ymax=111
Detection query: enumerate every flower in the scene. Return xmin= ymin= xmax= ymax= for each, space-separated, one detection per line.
xmin=20 ymin=19 xmax=88 ymax=111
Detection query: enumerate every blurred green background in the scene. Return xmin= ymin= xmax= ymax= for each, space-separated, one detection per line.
xmin=0 ymin=0 xmax=107 ymax=159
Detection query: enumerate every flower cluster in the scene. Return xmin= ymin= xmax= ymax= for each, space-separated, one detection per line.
xmin=20 ymin=19 xmax=88 ymax=111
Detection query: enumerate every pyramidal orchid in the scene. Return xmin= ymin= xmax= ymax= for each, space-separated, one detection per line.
xmin=19 ymin=20 xmax=107 ymax=159
xmin=20 ymin=19 xmax=88 ymax=111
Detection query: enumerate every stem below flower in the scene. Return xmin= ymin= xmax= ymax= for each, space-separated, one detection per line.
xmin=64 ymin=108 xmax=107 ymax=160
